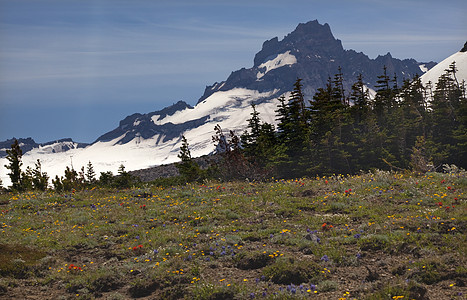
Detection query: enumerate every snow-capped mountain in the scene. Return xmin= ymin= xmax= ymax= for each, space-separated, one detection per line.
xmin=421 ymin=41 xmax=467 ymax=87
xmin=2 ymin=20 xmax=455 ymax=186
xmin=198 ymin=20 xmax=431 ymax=103
xmin=0 ymin=138 xmax=87 ymax=158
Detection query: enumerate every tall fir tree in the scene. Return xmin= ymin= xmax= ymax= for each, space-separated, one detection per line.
xmin=85 ymin=161 xmax=97 ymax=184
xmin=177 ymin=135 xmax=201 ymax=181
xmin=274 ymin=78 xmax=311 ymax=177
xmin=4 ymin=139 xmax=23 ymax=191
xmin=32 ymin=159 xmax=49 ymax=191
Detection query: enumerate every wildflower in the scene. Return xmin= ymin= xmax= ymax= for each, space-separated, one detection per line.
xmin=354 ymin=234 xmax=361 ymax=239
xmin=320 ymin=255 xmax=329 ymax=262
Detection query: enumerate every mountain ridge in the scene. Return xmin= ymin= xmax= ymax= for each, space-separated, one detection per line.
xmin=3 ymin=21 xmax=465 ymax=186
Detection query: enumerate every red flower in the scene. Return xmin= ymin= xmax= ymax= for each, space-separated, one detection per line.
xmin=437 ymin=202 xmax=443 ymax=207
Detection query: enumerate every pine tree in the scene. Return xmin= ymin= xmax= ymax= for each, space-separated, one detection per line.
xmin=114 ymin=164 xmax=134 ymax=188
xmin=349 ymin=74 xmax=370 ymax=123
xmin=373 ymin=66 xmax=393 ymax=123
xmin=85 ymin=161 xmax=97 ymax=184
xmin=21 ymin=166 xmax=34 ymax=191
xmin=177 ymin=135 xmax=201 ymax=181
xmin=62 ymin=166 xmax=78 ymax=191
xmin=99 ymin=171 xmax=114 ymax=187
xmin=273 ymin=79 xmax=312 ymax=178
xmin=4 ymin=139 xmax=23 ymax=191
xmin=308 ymin=74 xmax=351 ymax=174
xmin=428 ymin=64 xmax=466 ymax=167
xmin=52 ymin=175 xmax=63 ymax=192
xmin=32 ymin=159 xmax=49 ymax=191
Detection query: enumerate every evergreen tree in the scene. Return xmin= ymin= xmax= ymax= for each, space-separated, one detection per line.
xmin=85 ymin=161 xmax=97 ymax=184
xmin=32 ymin=159 xmax=49 ymax=191
xmin=373 ymin=66 xmax=394 ymax=123
xmin=428 ymin=64 xmax=466 ymax=167
xmin=349 ymin=74 xmax=370 ymax=123
xmin=21 ymin=166 xmax=34 ymax=191
xmin=114 ymin=164 xmax=135 ymax=188
xmin=99 ymin=171 xmax=114 ymax=187
xmin=273 ymin=78 xmax=312 ymax=178
xmin=52 ymin=175 xmax=63 ymax=192
xmin=275 ymin=96 xmax=290 ymax=142
xmin=177 ymin=135 xmax=201 ymax=181
xmin=309 ymin=75 xmax=350 ymax=174
xmin=62 ymin=166 xmax=78 ymax=191
xmin=4 ymin=139 xmax=23 ymax=191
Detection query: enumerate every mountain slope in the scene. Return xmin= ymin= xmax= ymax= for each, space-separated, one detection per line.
xmin=421 ymin=41 xmax=467 ymax=86
xmin=1 ymin=20 xmax=450 ymax=185
xmin=198 ymin=20 xmax=427 ymax=103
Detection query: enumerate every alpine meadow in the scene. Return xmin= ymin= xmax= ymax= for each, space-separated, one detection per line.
xmin=1 ymin=16 xmax=466 ymax=300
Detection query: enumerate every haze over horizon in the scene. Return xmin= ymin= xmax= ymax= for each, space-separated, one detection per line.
xmin=1 ymin=0 xmax=466 ymax=143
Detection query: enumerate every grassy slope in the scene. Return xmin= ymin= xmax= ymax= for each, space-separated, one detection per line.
xmin=0 ymin=170 xmax=465 ymax=299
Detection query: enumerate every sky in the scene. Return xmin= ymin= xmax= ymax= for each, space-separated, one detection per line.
xmin=1 ymin=0 xmax=466 ymax=144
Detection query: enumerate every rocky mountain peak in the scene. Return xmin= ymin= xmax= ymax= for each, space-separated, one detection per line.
xmin=254 ymin=20 xmax=342 ymax=66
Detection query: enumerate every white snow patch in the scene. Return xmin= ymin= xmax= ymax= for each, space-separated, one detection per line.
xmin=421 ymin=51 xmax=467 ymax=87
xmin=256 ymin=51 xmax=297 ymax=79
xmin=419 ymin=64 xmax=428 ymax=73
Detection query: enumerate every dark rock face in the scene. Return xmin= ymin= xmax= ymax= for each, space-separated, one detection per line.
xmin=0 ymin=138 xmax=38 ymax=157
xmin=94 ymin=100 xmax=203 ymax=145
xmin=0 ymin=137 xmax=88 ymax=157
xmin=461 ymin=41 xmax=467 ymax=52
xmin=198 ymin=20 xmax=427 ymax=103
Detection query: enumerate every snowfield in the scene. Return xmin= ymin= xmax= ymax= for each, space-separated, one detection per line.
xmin=0 ymin=88 xmax=281 ymax=186
xmin=2 ymin=49 xmax=465 ymax=188
xmin=256 ymin=51 xmax=297 ymax=79
xmin=421 ymin=51 xmax=467 ymax=87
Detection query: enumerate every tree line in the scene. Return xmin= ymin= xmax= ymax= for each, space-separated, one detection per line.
xmin=180 ymin=63 xmax=465 ymax=181
xmin=2 ymin=140 xmax=139 ymax=192
xmin=2 ymin=63 xmax=465 ymax=190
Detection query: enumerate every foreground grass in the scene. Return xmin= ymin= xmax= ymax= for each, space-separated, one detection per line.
xmin=0 ymin=170 xmax=465 ymax=299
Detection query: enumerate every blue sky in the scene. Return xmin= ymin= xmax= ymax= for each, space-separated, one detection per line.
xmin=1 ymin=0 xmax=466 ymax=143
